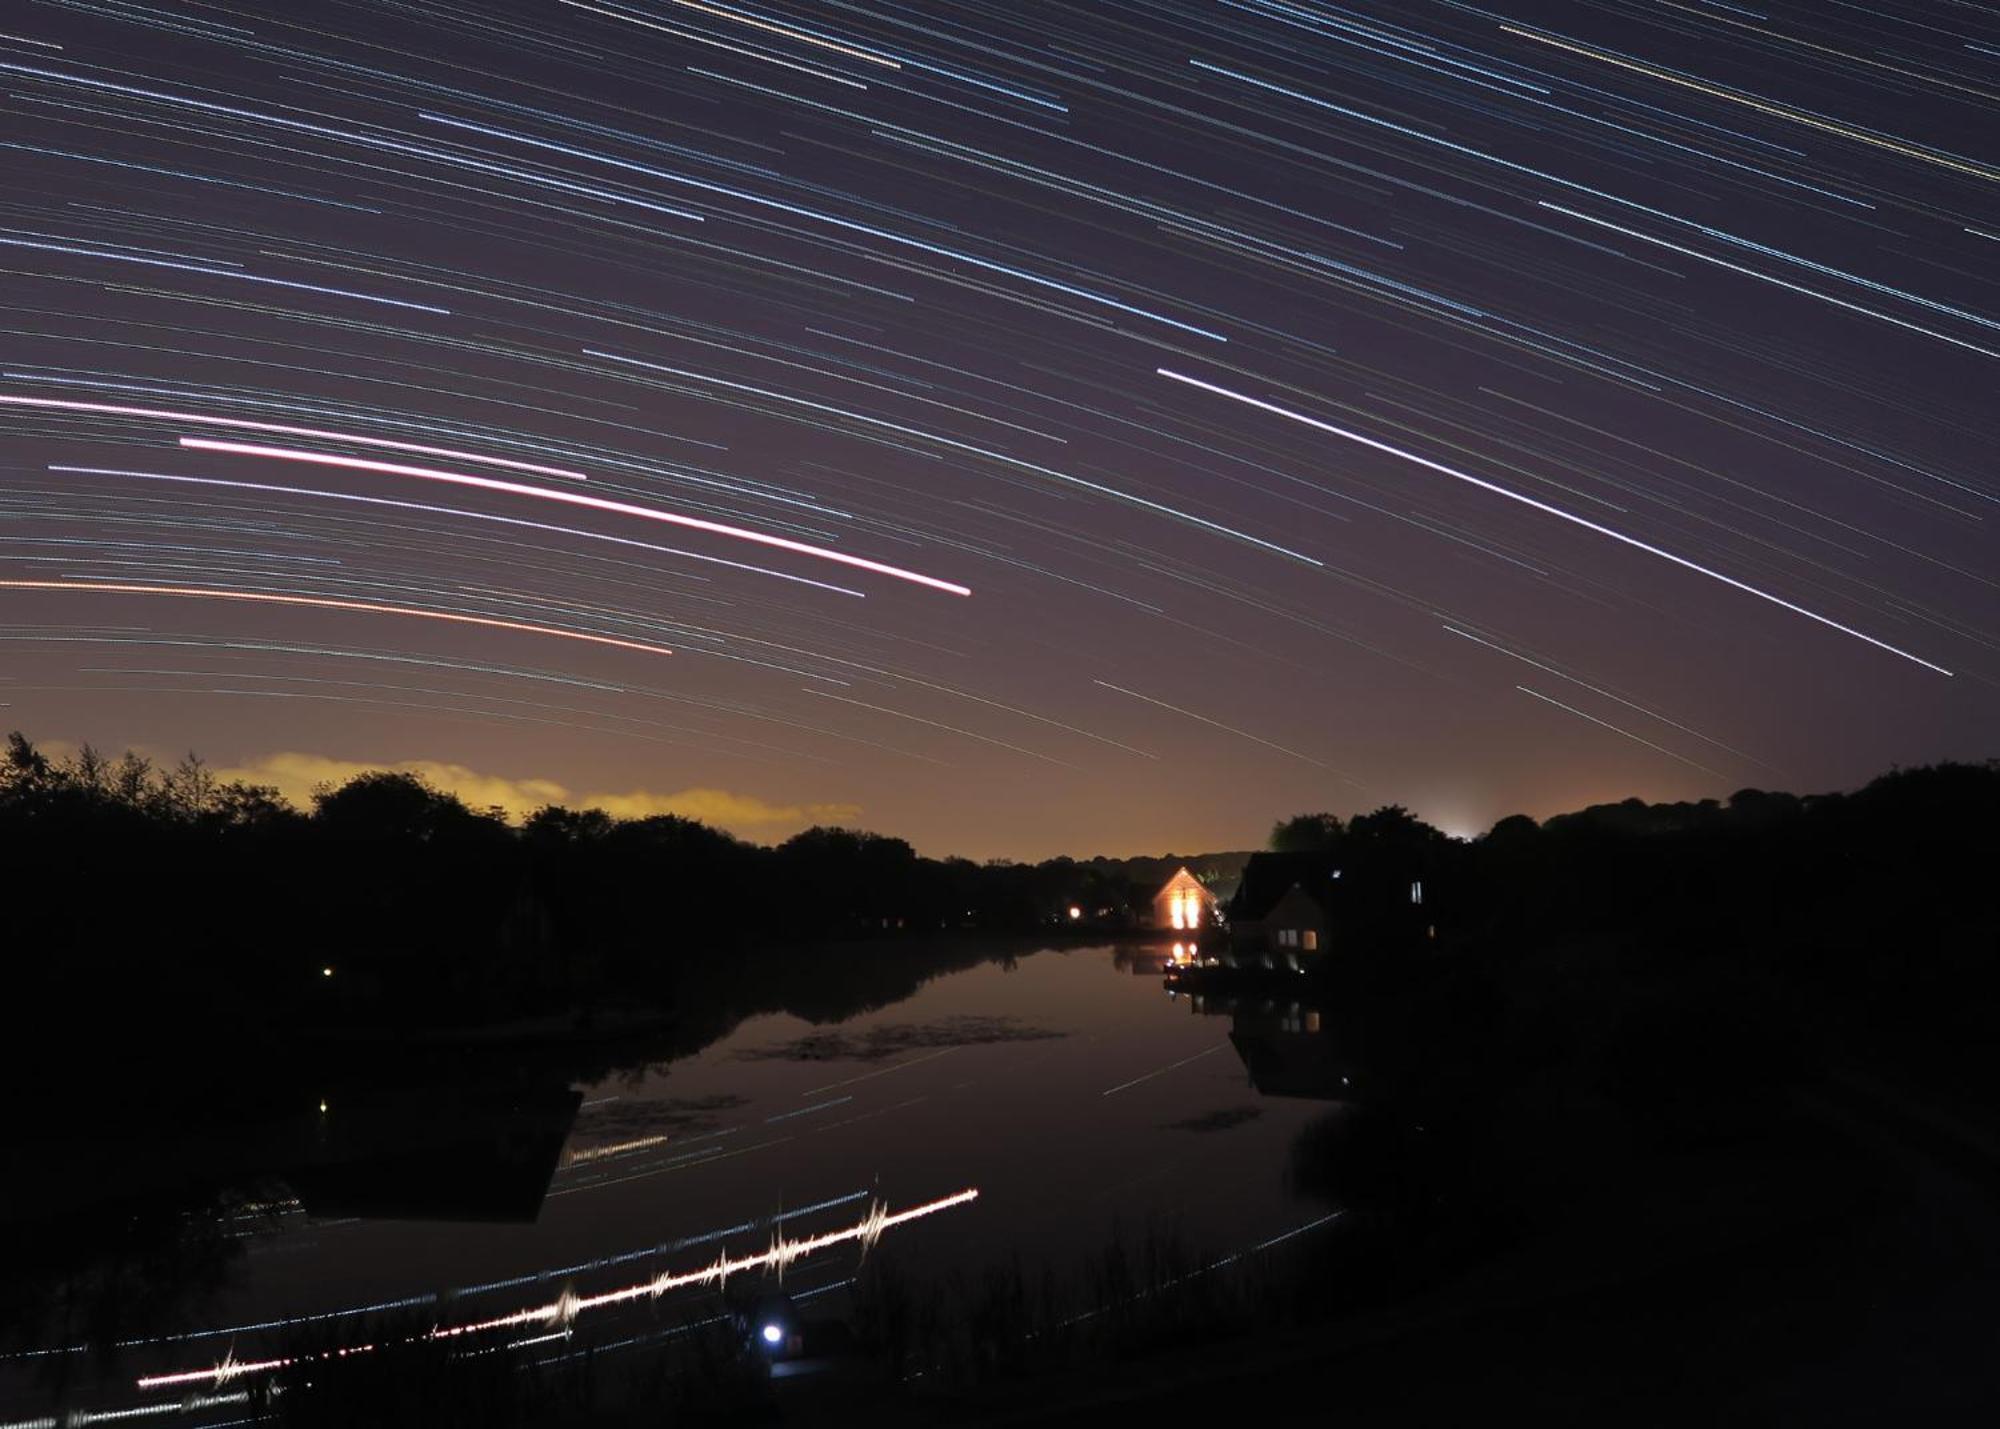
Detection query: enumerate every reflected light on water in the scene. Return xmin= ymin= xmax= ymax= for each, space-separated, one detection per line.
xmin=563 ymin=1134 xmax=670 ymax=1166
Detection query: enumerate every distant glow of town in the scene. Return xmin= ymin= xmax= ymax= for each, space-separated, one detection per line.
xmin=0 ymin=0 xmax=1989 ymax=856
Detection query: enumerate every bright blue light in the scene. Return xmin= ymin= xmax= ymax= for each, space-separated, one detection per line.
xmin=760 ymin=1323 xmax=783 ymax=1346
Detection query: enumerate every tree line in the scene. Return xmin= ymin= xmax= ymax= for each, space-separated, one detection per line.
xmin=4 ymin=729 xmax=1994 ymax=1057
xmin=0 ymin=732 xmax=1169 ymax=1025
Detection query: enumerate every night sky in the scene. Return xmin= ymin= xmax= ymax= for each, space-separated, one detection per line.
xmin=0 ymin=0 xmax=1992 ymax=859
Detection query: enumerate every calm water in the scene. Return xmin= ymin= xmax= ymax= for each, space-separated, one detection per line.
xmin=4 ymin=941 xmax=1342 ymax=1418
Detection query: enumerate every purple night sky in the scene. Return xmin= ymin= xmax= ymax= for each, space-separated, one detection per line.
xmin=0 ymin=0 xmax=1992 ymax=858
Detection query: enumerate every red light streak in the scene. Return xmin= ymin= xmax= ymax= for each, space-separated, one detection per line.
xmin=179 ymin=438 xmax=975 ymax=596
xmin=0 ymin=580 xmax=677 ymax=659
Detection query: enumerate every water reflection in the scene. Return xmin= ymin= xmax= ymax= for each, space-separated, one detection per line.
xmin=3 ymin=941 xmax=1340 ymax=1421
xmin=1177 ymin=991 xmax=1350 ymax=1101
xmin=291 ymin=1085 xmax=582 ymax=1223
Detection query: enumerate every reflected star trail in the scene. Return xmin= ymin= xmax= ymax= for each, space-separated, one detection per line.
xmin=0 ymin=0 xmax=1992 ymax=853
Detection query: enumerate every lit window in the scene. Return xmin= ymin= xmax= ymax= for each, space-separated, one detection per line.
xmin=1410 ymin=880 xmax=1423 ymax=905
xmin=1302 ymin=930 xmax=1318 ymax=951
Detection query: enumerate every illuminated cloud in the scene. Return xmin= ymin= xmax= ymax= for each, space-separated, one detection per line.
xmin=209 ymin=752 xmax=859 ymax=836
xmin=580 ymin=785 xmax=862 ymax=829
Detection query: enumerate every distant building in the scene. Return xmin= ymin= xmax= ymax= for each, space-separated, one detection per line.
xmin=1224 ymin=849 xmax=1436 ymax=969
xmin=1150 ymin=865 xmax=1217 ymax=931
xmin=1223 ymin=851 xmax=1341 ymax=969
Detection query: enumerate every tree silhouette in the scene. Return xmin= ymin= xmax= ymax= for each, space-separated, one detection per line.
xmin=1269 ymin=812 xmax=1344 ymax=851
xmin=312 ymin=770 xmax=497 ymax=843
xmin=1 ymin=731 xmax=51 ymax=790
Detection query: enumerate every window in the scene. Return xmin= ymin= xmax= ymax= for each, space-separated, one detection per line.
xmin=1410 ymin=879 xmax=1424 ymax=905
xmin=1277 ymin=928 xmax=1297 ymax=948
xmin=1302 ymin=929 xmax=1318 ymax=951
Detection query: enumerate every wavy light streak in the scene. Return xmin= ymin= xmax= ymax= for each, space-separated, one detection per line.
xmin=135 ymin=1187 xmax=978 ymax=1391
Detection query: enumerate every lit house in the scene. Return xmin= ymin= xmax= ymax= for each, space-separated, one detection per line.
xmin=1150 ymin=866 xmax=1217 ymax=932
xmin=1224 ymin=849 xmax=1436 ymax=968
xmin=1224 ymin=853 xmax=1341 ymax=970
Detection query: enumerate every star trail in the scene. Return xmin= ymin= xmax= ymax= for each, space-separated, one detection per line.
xmin=1 ymin=0 xmax=1992 ymax=856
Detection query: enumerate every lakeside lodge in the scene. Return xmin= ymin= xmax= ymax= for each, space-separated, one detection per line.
xmin=1153 ymin=851 xmax=1437 ymax=973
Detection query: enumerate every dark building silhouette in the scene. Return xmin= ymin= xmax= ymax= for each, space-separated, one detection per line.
xmin=1223 ymin=852 xmax=1345 ymax=968
xmin=1223 ymin=849 xmax=1438 ymax=967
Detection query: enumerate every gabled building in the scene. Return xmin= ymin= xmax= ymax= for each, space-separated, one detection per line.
xmin=1223 ymin=846 xmax=1439 ymax=969
xmin=1150 ymin=865 xmax=1217 ymax=931
xmin=1223 ymin=851 xmax=1345 ymax=969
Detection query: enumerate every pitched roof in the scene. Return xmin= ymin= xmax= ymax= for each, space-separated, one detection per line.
xmin=1155 ymin=865 xmax=1212 ymax=899
xmin=1227 ymin=851 xmax=1345 ymax=921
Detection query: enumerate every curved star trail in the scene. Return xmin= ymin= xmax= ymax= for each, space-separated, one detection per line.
xmin=0 ymin=0 xmax=1992 ymax=854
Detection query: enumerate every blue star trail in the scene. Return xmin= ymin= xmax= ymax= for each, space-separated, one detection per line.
xmin=0 ymin=0 xmax=1991 ymax=855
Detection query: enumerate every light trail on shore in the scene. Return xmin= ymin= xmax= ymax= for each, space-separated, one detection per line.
xmin=133 ymin=1187 xmax=979 ymax=1391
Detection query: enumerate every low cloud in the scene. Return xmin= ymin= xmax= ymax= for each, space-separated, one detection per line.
xmin=210 ymin=752 xmax=859 ymax=837
xmin=580 ymin=785 xmax=860 ymax=829
xmin=213 ymin=753 xmax=566 ymax=819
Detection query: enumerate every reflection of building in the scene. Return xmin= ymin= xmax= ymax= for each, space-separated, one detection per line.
xmin=1230 ymin=1005 xmax=1347 ymax=1099
xmin=289 ymin=1084 xmax=581 ymax=1222
xmin=1150 ymin=865 xmax=1216 ymax=931
xmin=1178 ymin=991 xmax=1349 ymax=1100
xmin=1114 ymin=944 xmax=1171 ymax=976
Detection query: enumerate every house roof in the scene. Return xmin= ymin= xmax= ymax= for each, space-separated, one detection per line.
xmin=1155 ymin=865 xmax=1212 ymax=900
xmin=1227 ymin=851 xmax=1345 ymax=921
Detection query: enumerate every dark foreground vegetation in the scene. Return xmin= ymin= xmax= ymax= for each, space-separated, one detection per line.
xmin=13 ymin=724 xmax=1980 ymax=1121
xmin=808 ymin=760 xmax=2000 ymax=1423
xmin=0 ymin=731 xmax=1227 ymax=1032
xmin=5 ymin=732 xmax=1998 ymax=1422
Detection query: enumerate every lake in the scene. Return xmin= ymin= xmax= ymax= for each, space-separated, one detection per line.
xmin=1 ymin=940 xmax=1345 ymax=1421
